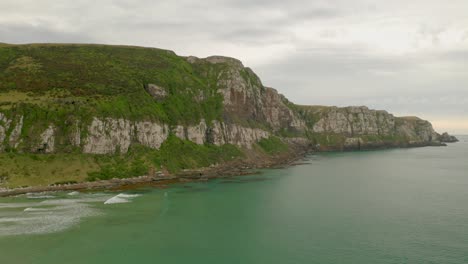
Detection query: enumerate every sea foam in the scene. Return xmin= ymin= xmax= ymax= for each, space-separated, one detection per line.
xmin=0 ymin=196 xmax=106 ymax=236
xmin=104 ymin=193 xmax=141 ymax=205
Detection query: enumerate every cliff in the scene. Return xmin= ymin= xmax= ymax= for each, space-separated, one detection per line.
xmin=298 ymin=106 xmax=446 ymax=150
xmin=0 ymin=43 xmax=456 ymax=187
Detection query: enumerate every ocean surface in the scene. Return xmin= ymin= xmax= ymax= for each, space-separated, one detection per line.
xmin=0 ymin=136 xmax=467 ymax=264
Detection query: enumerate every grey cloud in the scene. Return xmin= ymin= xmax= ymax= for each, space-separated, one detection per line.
xmin=254 ymin=46 xmax=468 ymax=119
xmin=0 ymin=0 xmax=467 ymax=132
xmin=0 ymin=23 xmax=94 ymax=44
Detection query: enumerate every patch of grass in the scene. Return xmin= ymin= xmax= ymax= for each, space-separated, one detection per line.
xmin=151 ymin=135 xmax=243 ymax=172
xmin=0 ymin=153 xmax=99 ymax=188
xmin=257 ymin=136 xmax=289 ymax=154
xmin=307 ymin=133 xmax=346 ymax=147
xmin=360 ymin=134 xmax=407 ymax=144
xmin=0 ymin=137 xmax=244 ymax=186
xmin=85 ymin=136 xmax=243 ymax=181
xmin=87 ymin=158 xmax=148 ymax=181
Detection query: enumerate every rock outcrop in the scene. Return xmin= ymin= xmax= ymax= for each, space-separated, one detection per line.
xmin=0 ymin=116 xmax=267 ymax=154
xmin=83 ymin=118 xmax=133 ymax=154
xmin=312 ymin=106 xmax=395 ymax=136
xmin=395 ymin=117 xmax=440 ymax=144
xmin=144 ymin=84 xmax=168 ymax=102
xmin=8 ymin=116 xmax=23 ymax=149
xmin=135 ymin=121 xmax=169 ymax=149
xmin=301 ymin=106 xmax=449 ymax=150
xmin=439 ymin=132 xmax=459 ymax=143
xmin=37 ymin=125 xmax=56 ymax=153
xmin=190 ymin=56 xmax=305 ymax=133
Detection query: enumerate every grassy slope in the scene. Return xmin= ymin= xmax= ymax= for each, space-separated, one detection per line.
xmin=0 ymin=44 xmax=224 ymax=125
xmin=0 ymin=138 xmax=243 ymax=188
xmin=0 ymin=44 xmax=248 ymax=188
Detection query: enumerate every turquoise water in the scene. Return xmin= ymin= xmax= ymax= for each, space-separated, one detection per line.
xmin=1 ymin=136 xmax=467 ymax=264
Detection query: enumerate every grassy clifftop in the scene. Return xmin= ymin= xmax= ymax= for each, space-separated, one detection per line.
xmin=0 ymin=43 xmax=226 ymax=125
xmin=0 ymin=44 xmax=296 ymax=188
xmin=0 ymin=43 xmax=447 ymax=189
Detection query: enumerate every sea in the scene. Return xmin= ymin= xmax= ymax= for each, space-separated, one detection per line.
xmin=0 ymin=136 xmax=467 ymax=264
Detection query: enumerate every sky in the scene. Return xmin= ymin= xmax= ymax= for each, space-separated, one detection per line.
xmin=1 ymin=0 xmax=467 ymax=133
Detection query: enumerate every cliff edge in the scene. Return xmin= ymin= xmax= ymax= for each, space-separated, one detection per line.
xmin=0 ymin=43 xmax=457 ymax=188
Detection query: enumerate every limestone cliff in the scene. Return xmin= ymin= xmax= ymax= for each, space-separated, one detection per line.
xmin=0 ymin=44 xmax=456 ymax=157
xmin=187 ymin=56 xmax=305 ymax=132
xmin=300 ymin=106 xmax=446 ymax=150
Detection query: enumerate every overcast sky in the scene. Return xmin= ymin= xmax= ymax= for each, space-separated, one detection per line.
xmin=1 ymin=0 xmax=467 ymax=133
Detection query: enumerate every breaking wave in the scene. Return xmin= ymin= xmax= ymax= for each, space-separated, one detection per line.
xmin=104 ymin=193 xmax=142 ymax=205
xmin=0 ymin=195 xmax=108 ymax=236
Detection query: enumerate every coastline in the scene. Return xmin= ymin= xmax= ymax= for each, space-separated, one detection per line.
xmin=0 ymin=141 xmax=457 ymax=198
xmin=0 ymin=147 xmax=309 ymax=197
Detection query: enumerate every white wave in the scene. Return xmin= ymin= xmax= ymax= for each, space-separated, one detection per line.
xmin=104 ymin=193 xmax=141 ymax=205
xmin=0 ymin=197 xmax=103 ymax=237
xmin=23 ymin=207 xmax=49 ymax=212
xmin=115 ymin=193 xmax=141 ymax=198
xmin=26 ymin=194 xmax=56 ymax=199
xmin=67 ymin=191 xmax=80 ymax=196
xmin=0 ymin=202 xmax=36 ymax=209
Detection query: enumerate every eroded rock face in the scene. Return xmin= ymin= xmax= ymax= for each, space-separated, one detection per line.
xmin=171 ymin=119 xmax=270 ymax=148
xmin=135 ymin=121 xmax=169 ymax=149
xmin=396 ymin=117 xmax=440 ymax=144
xmin=439 ymin=132 xmax=458 ymax=143
xmin=78 ymin=117 xmax=271 ymax=154
xmin=313 ymin=106 xmax=395 ymax=136
xmin=37 ymin=125 xmax=56 ymax=153
xmin=70 ymin=121 xmax=81 ymax=147
xmin=8 ymin=116 xmax=23 ymax=149
xmin=222 ymin=123 xmax=270 ymax=148
xmin=344 ymin=137 xmax=364 ymax=150
xmin=262 ymin=88 xmax=305 ymax=131
xmin=83 ymin=118 xmax=133 ymax=154
xmin=201 ymin=56 xmax=305 ymax=133
xmin=173 ymin=125 xmax=186 ymax=141
xmin=0 ymin=113 xmax=10 ymax=152
xmin=309 ymin=106 xmax=443 ymax=147
xmin=187 ymin=119 xmax=208 ymax=145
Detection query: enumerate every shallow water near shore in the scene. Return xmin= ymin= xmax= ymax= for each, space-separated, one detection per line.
xmin=0 ymin=136 xmax=467 ymax=263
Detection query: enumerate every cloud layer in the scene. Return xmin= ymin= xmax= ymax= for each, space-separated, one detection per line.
xmin=1 ymin=0 xmax=467 ymax=133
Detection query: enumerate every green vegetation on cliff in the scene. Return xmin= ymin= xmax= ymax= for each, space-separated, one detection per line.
xmin=0 ymin=44 xmax=257 ymax=187
xmin=0 ymin=44 xmax=224 ymax=125
xmin=0 ymin=43 xmax=447 ymax=190
xmin=258 ymin=136 xmax=289 ymax=154
xmin=0 ymin=139 xmax=243 ymax=187
xmin=86 ymin=136 xmax=242 ymax=181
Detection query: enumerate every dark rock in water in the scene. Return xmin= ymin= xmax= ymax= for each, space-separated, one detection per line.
xmin=439 ymin=132 xmax=459 ymax=143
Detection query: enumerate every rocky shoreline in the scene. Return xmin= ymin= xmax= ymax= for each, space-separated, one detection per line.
xmin=0 ymin=139 xmax=459 ymax=197
xmin=0 ymin=147 xmax=309 ymax=197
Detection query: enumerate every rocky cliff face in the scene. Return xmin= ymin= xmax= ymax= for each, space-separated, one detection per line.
xmin=0 ymin=114 xmax=271 ymax=154
xmin=311 ymin=106 xmax=395 ymax=135
xmin=188 ymin=56 xmax=305 ymax=132
xmin=0 ymin=45 xmax=455 ymax=156
xmin=439 ymin=132 xmax=459 ymax=143
xmin=301 ymin=106 xmax=445 ymax=150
